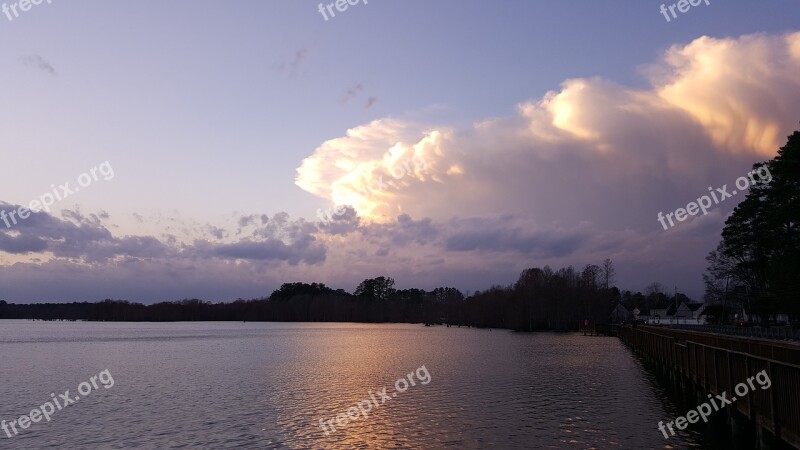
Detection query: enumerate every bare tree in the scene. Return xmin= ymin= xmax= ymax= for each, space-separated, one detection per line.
xmin=601 ymin=258 xmax=616 ymax=289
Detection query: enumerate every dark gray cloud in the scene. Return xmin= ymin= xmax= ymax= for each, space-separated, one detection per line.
xmin=0 ymin=233 xmax=48 ymax=254
xmin=360 ymin=214 xmax=439 ymax=246
xmin=196 ymin=237 xmax=325 ymax=265
xmin=236 ymin=214 xmax=269 ymax=230
xmin=342 ymin=83 xmax=364 ymax=104
xmin=355 ymin=213 xmax=586 ymax=258
xmin=206 ymin=225 xmax=227 ymax=240
xmin=0 ymin=204 xmax=327 ymax=266
xmin=317 ymin=205 xmax=360 ymax=235
xmin=442 ymin=215 xmax=587 ymax=258
xmin=0 ymin=203 xmax=112 ymax=255
xmin=0 ymin=202 xmax=723 ymax=301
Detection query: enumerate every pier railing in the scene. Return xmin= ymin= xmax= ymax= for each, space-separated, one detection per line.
xmin=668 ymin=324 xmax=800 ymax=342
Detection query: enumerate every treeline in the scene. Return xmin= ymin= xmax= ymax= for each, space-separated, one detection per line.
xmin=0 ymin=263 xmax=622 ymax=331
xmin=467 ymin=261 xmax=620 ymax=330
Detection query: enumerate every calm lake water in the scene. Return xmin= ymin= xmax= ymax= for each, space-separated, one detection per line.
xmin=0 ymin=321 xmax=711 ymax=449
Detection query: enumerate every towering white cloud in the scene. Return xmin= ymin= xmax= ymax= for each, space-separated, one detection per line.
xmin=296 ymin=32 xmax=800 ymax=224
xmin=295 ymin=120 xmax=448 ymax=220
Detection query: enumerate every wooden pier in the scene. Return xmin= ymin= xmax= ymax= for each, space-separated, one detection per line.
xmin=617 ymin=325 xmax=800 ymax=448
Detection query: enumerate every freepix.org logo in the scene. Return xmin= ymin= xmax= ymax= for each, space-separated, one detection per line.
xmin=0 ymin=161 xmax=115 ymax=230
xmin=317 ymin=0 xmax=368 ymax=21
xmin=659 ymin=0 xmax=711 ymax=23
xmin=656 ymin=164 xmax=771 ymax=231
xmin=318 ymin=365 xmax=431 ymax=435
xmin=2 ymin=0 xmax=54 ymax=22
xmin=2 ymin=369 xmax=115 ymax=439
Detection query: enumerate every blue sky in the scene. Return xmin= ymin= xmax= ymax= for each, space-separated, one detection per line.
xmin=2 ymin=1 xmax=800 ymax=302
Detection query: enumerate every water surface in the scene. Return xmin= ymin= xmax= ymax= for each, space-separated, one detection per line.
xmin=0 ymin=321 xmax=706 ymax=449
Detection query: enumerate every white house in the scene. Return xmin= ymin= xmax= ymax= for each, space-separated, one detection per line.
xmin=654 ymin=302 xmax=706 ymax=325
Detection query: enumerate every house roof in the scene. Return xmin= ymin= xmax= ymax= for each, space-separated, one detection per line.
xmin=658 ymin=301 xmax=704 ymax=316
xmin=613 ymin=303 xmax=631 ymax=313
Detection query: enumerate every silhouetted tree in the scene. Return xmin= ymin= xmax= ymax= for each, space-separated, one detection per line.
xmin=355 ymin=276 xmax=395 ymax=301
xmin=707 ymin=128 xmax=800 ymax=322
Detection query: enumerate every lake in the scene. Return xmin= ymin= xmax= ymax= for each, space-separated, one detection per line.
xmin=0 ymin=321 xmax=710 ymax=449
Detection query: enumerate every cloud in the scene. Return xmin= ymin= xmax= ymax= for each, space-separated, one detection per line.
xmin=341 ymin=84 xmax=378 ymax=110
xmin=342 ymin=83 xmax=364 ymax=103
xmin=237 ymin=214 xmax=268 ymax=228
xmin=195 ymin=237 xmax=324 ymax=265
xmin=295 ymin=32 xmax=800 ymax=228
xmin=652 ymin=32 xmax=800 ymax=155
xmin=0 ymin=205 xmax=326 ymax=266
xmin=233 ymin=214 xmax=269 ymax=235
xmin=295 ymin=119 xmax=444 ymax=220
xmin=274 ymin=48 xmax=308 ymax=79
xmin=206 ymin=225 xmax=227 ymax=240
xmin=317 ymin=205 xmax=361 ymax=236
xmin=19 ymin=55 xmax=56 ymax=75
xmin=441 ymin=215 xmax=588 ymax=258
xmin=0 ymin=206 xmax=328 ymax=301
xmin=0 ymin=233 xmax=48 ymax=254
xmin=359 ymin=214 xmax=438 ymax=246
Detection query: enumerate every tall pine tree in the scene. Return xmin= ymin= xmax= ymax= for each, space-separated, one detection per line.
xmin=709 ymin=128 xmax=800 ymax=322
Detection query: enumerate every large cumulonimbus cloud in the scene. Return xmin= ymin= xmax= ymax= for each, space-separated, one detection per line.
xmin=296 ymin=32 xmax=800 ymax=227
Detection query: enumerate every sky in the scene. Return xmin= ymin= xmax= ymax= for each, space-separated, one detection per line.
xmin=1 ymin=1 xmax=800 ymax=303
